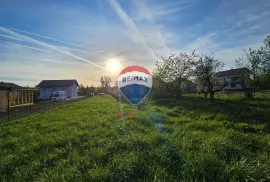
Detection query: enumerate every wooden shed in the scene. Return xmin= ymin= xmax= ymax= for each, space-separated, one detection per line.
xmin=0 ymin=82 xmax=37 ymax=111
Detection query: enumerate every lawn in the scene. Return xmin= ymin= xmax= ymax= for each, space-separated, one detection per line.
xmin=0 ymin=94 xmax=269 ymax=181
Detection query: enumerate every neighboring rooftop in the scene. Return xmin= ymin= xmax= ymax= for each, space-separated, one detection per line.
xmin=0 ymin=81 xmax=22 ymax=89
xmin=0 ymin=81 xmax=37 ymax=91
xmin=216 ymin=67 xmax=250 ymax=77
xmin=36 ymin=80 xmax=79 ymax=88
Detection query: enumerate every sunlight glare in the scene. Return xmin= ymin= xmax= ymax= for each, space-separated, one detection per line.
xmin=108 ymin=59 xmax=119 ymax=71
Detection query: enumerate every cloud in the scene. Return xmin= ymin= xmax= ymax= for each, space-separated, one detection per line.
xmin=133 ymin=0 xmax=196 ymax=22
xmin=6 ymin=43 xmax=51 ymax=53
xmin=0 ymin=34 xmax=24 ymax=41
xmin=0 ymin=53 xmax=89 ymax=65
xmin=0 ymin=27 xmax=107 ymax=70
xmin=10 ymin=28 xmax=87 ymax=48
xmin=107 ymin=0 xmax=160 ymax=62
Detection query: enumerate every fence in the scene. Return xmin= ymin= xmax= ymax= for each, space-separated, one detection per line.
xmin=0 ymin=96 xmax=89 ymax=123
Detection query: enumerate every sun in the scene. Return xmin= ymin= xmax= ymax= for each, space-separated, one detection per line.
xmin=107 ymin=59 xmax=119 ymax=71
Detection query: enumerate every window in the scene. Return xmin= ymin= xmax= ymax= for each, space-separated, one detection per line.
xmin=231 ymin=83 xmax=235 ymax=88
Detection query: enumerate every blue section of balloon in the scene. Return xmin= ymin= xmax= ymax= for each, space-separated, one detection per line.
xmin=120 ymin=84 xmax=150 ymax=105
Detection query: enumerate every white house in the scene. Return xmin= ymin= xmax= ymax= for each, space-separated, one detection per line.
xmin=216 ymin=68 xmax=250 ymax=90
xmin=37 ymin=80 xmax=79 ymax=100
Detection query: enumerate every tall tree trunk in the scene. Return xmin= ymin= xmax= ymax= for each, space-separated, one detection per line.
xmin=210 ymin=92 xmax=214 ymax=101
xmin=204 ymin=92 xmax=208 ymax=98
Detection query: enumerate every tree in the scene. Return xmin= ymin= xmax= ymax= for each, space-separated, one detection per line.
xmin=259 ymin=36 xmax=270 ymax=89
xmin=182 ymin=80 xmax=196 ymax=93
xmin=194 ymin=53 xmax=227 ymax=101
xmin=151 ymin=75 xmax=170 ymax=98
xmin=89 ymin=85 xmax=96 ymax=93
xmin=262 ymin=36 xmax=270 ymax=70
xmin=235 ymin=58 xmax=253 ymax=98
xmin=153 ymin=52 xmax=196 ymax=99
xmin=100 ymin=76 xmax=112 ymax=93
xmin=100 ymin=76 xmax=111 ymax=88
xmin=78 ymin=84 xmax=86 ymax=95
xmin=86 ymin=85 xmax=89 ymax=94
xmin=245 ymin=48 xmax=263 ymax=90
xmin=237 ymin=36 xmax=270 ymax=92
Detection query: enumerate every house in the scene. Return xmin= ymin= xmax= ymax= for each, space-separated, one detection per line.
xmin=36 ymin=79 xmax=79 ymax=100
xmin=215 ymin=67 xmax=251 ymax=90
xmin=0 ymin=81 xmax=37 ymax=111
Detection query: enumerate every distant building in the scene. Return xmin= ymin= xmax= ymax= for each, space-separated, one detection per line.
xmin=37 ymin=80 xmax=79 ymax=100
xmin=216 ymin=68 xmax=250 ymax=90
xmin=183 ymin=81 xmax=197 ymax=93
xmin=0 ymin=81 xmax=37 ymax=111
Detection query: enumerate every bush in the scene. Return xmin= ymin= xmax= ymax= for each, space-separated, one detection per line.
xmin=244 ymin=89 xmax=254 ymax=98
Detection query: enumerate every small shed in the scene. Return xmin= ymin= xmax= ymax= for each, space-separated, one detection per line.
xmin=0 ymin=82 xmax=37 ymax=111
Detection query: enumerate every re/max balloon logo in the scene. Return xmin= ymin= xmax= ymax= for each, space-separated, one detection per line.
xmin=118 ymin=65 xmax=152 ymax=106
xmin=122 ymin=76 xmax=148 ymax=83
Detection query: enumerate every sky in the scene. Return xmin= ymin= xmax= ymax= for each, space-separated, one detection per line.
xmin=0 ymin=0 xmax=270 ymax=87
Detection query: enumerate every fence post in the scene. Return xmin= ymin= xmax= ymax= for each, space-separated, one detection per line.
xmin=29 ymin=103 xmax=32 ymax=115
xmin=44 ymin=101 xmax=46 ymax=111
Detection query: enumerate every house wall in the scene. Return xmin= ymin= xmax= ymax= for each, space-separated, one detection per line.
xmin=39 ymin=84 xmax=78 ymax=100
xmin=39 ymin=88 xmax=51 ymax=100
xmin=218 ymin=75 xmax=244 ymax=90
xmin=70 ymin=82 xmax=78 ymax=98
xmin=0 ymin=90 xmax=8 ymax=111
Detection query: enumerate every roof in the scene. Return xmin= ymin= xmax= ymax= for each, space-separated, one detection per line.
xmin=0 ymin=82 xmax=37 ymax=91
xmin=36 ymin=79 xmax=79 ymax=88
xmin=0 ymin=82 xmax=22 ymax=89
xmin=215 ymin=67 xmax=250 ymax=77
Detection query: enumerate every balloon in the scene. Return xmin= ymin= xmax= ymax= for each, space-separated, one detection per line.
xmin=118 ymin=65 xmax=152 ymax=106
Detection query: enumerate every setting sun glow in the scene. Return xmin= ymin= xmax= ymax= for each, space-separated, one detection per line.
xmin=108 ymin=59 xmax=119 ymax=71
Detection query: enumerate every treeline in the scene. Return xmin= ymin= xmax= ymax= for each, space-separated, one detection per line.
xmin=78 ymin=76 xmax=113 ymax=95
xmin=152 ymin=35 xmax=270 ymax=101
xmin=78 ymin=84 xmax=96 ymax=95
xmin=78 ymin=85 xmax=111 ymax=95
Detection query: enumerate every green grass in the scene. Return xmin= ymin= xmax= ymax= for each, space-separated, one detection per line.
xmin=0 ymin=94 xmax=270 ymax=181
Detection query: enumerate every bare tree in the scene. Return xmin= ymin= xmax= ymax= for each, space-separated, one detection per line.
xmin=100 ymin=76 xmax=112 ymax=87
xmin=100 ymin=76 xmax=112 ymax=93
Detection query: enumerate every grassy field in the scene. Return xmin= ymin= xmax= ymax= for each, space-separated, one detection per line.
xmin=0 ymin=94 xmax=270 ymax=181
